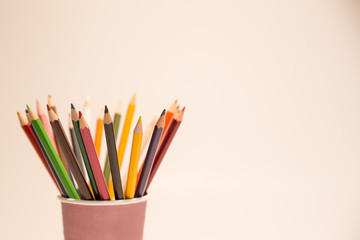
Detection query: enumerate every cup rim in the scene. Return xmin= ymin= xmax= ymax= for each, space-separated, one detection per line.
xmin=58 ymin=194 xmax=150 ymax=206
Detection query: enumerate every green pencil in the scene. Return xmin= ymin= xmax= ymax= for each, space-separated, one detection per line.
xmin=103 ymin=103 xmax=121 ymax=186
xmin=71 ymin=104 xmax=101 ymax=200
xmin=27 ymin=105 xmax=79 ymax=199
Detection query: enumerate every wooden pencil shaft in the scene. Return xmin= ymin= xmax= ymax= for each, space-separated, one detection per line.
xmin=30 ymin=115 xmax=79 ymax=199
xmin=117 ymin=100 xmax=135 ymax=169
xmin=103 ymin=113 xmax=121 ymax=186
xmin=135 ymin=125 xmax=163 ymax=197
xmin=72 ymin=120 xmax=101 ymax=200
xmin=125 ymin=119 xmax=143 ymax=199
xmin=80 ymin=120 xmax=110 ymax=200
xmin=145 ymin=119 xmax=181 ymax=192
xmin=104 ymin=122 xmax=124 ymax=200
xmin=69 ymin=127 xmax=84 ymax=175
xmin=50 ymin=119 xmax=93 ymax=200
xmin=29 ymin=124 xmax=67 ymax=196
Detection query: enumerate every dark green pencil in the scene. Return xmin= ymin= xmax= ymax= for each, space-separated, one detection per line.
xmin=71 ymin=104 xmax=101 ymax=200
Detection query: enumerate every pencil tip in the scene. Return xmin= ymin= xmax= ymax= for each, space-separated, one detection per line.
xmin=17 ymin=111 xmax=20 ymax=116
xmin=25 ymin=109 xmax=29 ymax=113
xmin=161 ymin=109 xmax=166 ymax=116
xmin=46 ymin=104 xmax=51 ymax=111
xmin=79 ymin=111 xmax=83 ymax=118
xmin=26 ymin=104 xmax=31 ymax=110
xmin=182 ymin=106 xmax=186 ymax=112
xmin=104 ymin=105 xmax=108 ymax=113
xmin=138 ymin=116 xmax=142 ymax=123
xmin=36 ymin=99 xmax=40 ymax=105
xmin=71 ymin=103 xmax=75 ymax=109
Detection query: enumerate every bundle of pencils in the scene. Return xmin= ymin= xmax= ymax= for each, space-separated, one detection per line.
xmin=17 ymin=95 xmax=185 ymax=200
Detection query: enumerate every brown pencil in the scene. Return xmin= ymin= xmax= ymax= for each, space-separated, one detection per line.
xmin=48 ymin=105 xmax=93 ymax=200
xmin=48 ymin=95 xmax=70 ymax=174
xmin=145 ymin=107 xmax=185 ymax=192
xmin=103 ymin=106 xmax=124 ymax=200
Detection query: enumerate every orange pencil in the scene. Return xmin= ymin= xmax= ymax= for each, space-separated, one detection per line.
xmin=94 ymin=108 xmax=103 ymax=157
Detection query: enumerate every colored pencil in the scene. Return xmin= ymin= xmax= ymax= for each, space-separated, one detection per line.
xmin=125 ymin=117 xmax=143 ymax=199
xmin=94 ymin=109 xmax=103 ymax=157
xmin=103 ymin=103 xmax=121 ymax=186
xmin=103 ymin=106 xmax=124 ymax=200
xmin=135 ymin=110 xmax=165 ymax=197
xmin=27 ymin=105 xmax=79 ymax=199
xmin=108 ymin=95 xmax=135 ymax=199
xmin=36 ymin=99 xmax=57 ymax=152
xmin=117 ymin=94 xmax=136 ymax=169
xmin=160 ymin=100 xmax=178 ymax=141
xmin=71 ymin=104 xmax=101 ymax=200
xmin=48 ymin=95 xmax=70 ymax=175
xmin=69 ymin=115 xmax=85 ymax=175
xmin=18 ymin=111 xmax=64 ymax=195
xmin=82 ymin=97 xmax=91 ymax=124
xmin=79 ymin=111 xmax=110 ymax=200
xmin=48 ymin=106 xmax=93 ymax=200
xmin=141 ymin=116 xmax=157 ymax=156
xmin=145 ymin=107 xmax=185 ymax=192
xmin=136 ymin=116 xmax=157 ymax=183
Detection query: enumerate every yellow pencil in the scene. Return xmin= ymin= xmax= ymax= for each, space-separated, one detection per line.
xmin=108 ymin=94 xmax=136 ymax=198
xmin=125 ymin=117 xmax=143 ymax=199
xmin=117 ymin=94 xmax=136 ymax=168
xmin=94 ymin=108 xmax=103 ymax=156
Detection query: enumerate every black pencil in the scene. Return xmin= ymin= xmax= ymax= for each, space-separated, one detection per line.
xmin=103 ymin=106 xmax=124 ymax=200
xmin=135 ymin=109 xmax=165 ymax=197
xmin=69 ymin=115 xmax=85 ymax=175
xmin=48 ymin=105 xmax=93 ymax=200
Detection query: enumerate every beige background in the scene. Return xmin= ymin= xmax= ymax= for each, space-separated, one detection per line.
xmin=1 ymin=0 xmax=360 ymax=239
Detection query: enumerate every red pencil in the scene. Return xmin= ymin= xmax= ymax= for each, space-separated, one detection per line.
xmin=145 ymin=107 xmax=185 ymax=192
xmin=17 ymin=112 xmax=61 ymax=193
xmin=79 ymin=111 xmax=110 ymax=200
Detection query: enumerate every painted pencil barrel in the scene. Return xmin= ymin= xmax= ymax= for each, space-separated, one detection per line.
xmin=59 ymin=195 xmax=148 ymax=240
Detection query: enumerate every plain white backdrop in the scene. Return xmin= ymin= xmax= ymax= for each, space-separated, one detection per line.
xmin=1 ymin=0 xmax=360 ymax=239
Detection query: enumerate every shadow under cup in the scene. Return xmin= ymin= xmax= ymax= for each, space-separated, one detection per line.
xmin=58 ymin=195 xmax=149 ymax=240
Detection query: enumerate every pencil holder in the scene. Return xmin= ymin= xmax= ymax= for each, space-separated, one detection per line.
xmin=58 ymin=195 xmax=149 ymax=240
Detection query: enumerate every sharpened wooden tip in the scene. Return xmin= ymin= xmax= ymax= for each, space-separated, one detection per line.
xmin=168 ymin=100 xmax=178 ymax=114
xmin=71 ymin=108 xmax=79 ymax=121
xmin=174 ymin=107 xmax=185 ymax=121
xmin=47 ymin=106 xmax=59 ymax=122
xmin=130 ymin=94 xmax=136 ymax=105
xmin=69 ymin=114 xmax=74 ymax=129
xmin=103 ymin=108 xmax=112 ymax=124
xmin=98 ymin=108 xmax=104 ymax=119
xmin=17 ymin=112 xmax=28 ymax=126
xmin=83 ymin=97 xmax=90 ymax=107
xmin=28 ymin=108 xmax=38 ymax=121
xmin=79 ymin=111 xmax=89 ymax=129
xmin=134 ymin=116 xmax=143 ymax=134
xmin=156 ymin=111 xmax=166 ymax=128
xmin=115 ymin=103 xmax=121 ymax=114
xmin=48 ymin=95 xmax=55 ymax=107
xmin=36 ymin=100 xmax=46 ymax=115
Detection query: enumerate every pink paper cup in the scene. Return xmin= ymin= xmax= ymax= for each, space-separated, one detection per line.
xmin=58 ymin=195 xmax=149 ymax=240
